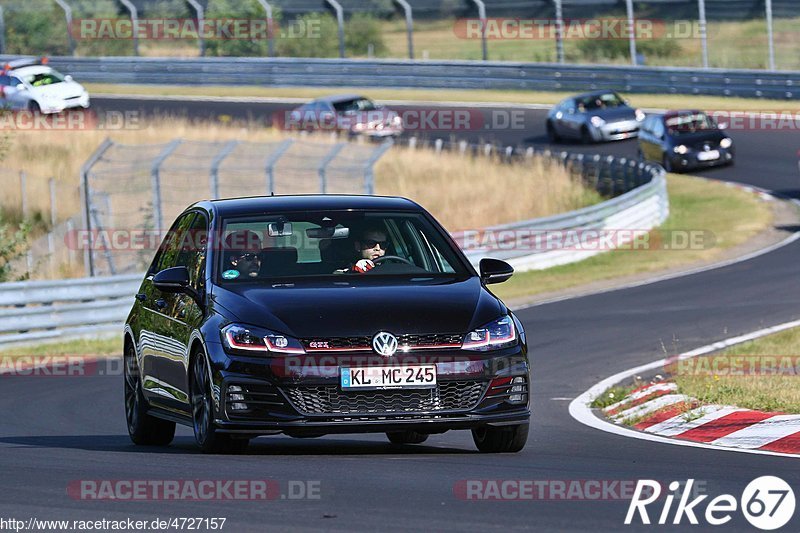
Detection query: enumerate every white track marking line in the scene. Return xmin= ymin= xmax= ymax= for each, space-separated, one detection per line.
xmin=710 ymin=415 xmax=800 ymax=449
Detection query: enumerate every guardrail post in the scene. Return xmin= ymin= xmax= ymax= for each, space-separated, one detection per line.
xmin=698 ymin=0 xmax=709 ymax=69
xmin=256 ymin=0 xmax=276 ymax=57
xmin=52 ymin=0 xmax=76 ymax=56
xmin=325 ymin=0 xmax=346 ymax=59
xmin=554 ymin=0 xmax=564 ymax=64
xmin=119 ymin=0 xmax=139 ymax=56
xmin=318 ymin=143 xmax=346 ymax=194
xmin=0 ymin=6 xmax=6 ymax=55
xmin=470 ymin=0 xmax=488 ymax=61
xmin=393 ymin=0 xmax=414 ymax=59
xmin=186 ymin=0 xmax=205 ymax=57
xmin=150 ymin=139 xmax=182 ymax=234
xmin=209 ymin=140 xmax=239 ymax=199
xmin=765 ymin=0 xmax=776 ymax=71
xmin=363 ymin=140 xmax=394 ymax=195
xmin=264 ymin=139 xmax=294 ymax=194
xmin=625 ymin=0 xmax=637 ymax=66
xmin=80 ymin=138 xmax=115 ymax=277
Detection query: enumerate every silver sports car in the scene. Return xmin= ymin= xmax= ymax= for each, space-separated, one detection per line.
xmin=546 ymin=91 xmax=645 ymax=144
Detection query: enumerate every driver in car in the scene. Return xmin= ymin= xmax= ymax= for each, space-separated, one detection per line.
xmin=222 ymin=230 xmax=262 ymax=280
xmin=336 ymin=224 xmax=388 ymax=274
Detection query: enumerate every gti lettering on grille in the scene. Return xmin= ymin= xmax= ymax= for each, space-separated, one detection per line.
xmin=372 ymin=332 xmax=398 ymax=357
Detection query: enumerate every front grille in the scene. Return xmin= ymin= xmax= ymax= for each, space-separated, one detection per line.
xmin=300 ymin=333 xmax=463 ymax=352
xmin=284 ymin=381 xmax=487 ymax=415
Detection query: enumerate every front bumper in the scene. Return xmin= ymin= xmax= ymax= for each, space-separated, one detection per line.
xmin=595 ymin=119 xmax=641 ymax=141
xmin=667 ymin=147 xmax=734 ymax=170
xmin=206 ymin=342 xmax=530 ymax=437
xmin=39 ymin=93 xmax=90 ymax=114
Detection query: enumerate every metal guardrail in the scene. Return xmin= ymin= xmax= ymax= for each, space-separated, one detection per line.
xmin=0 ymin=150 xmax=668 ymax=347
xmin=0 ymin=274 xmax=141 ymax=346
xmin=6 ymin=56 xmax=798 ymax=99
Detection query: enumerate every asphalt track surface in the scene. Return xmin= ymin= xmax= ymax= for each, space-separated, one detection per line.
xmin=1 ymin=96 xmax=799 ymax=532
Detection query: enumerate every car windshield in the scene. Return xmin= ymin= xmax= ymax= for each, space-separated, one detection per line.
xmin=332 ymin=98 xmax=377 ymax=113
xmin=577 ymin=93 xmax=625 ymax=111
xmin=665 ymin=112 xmax=717 ymax=135
xmin=21 ymin=69 xmax=65 ymax=87
xmin=217 ymin=210 xmax=468 ymax=282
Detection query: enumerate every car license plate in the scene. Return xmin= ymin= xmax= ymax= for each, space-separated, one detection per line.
xmin=341 ymin=365 xmax=437 ymax=389
xmin=697 ymin=150 xmax=720 ymax=161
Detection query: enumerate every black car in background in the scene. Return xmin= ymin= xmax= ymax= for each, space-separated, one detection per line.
xmin=637 ymin=110 xmax=734 ymax=172
xmin=124 ymin=195 xmax=530 ymax=454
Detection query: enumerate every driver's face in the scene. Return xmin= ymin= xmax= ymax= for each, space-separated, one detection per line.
xmin=357 ymin=231 xmax=387 ymax=261
xmin=230 ymin=253 xmax=261 ymax=278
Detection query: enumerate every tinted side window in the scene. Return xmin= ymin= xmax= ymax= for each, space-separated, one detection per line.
xmin=179 ymin=213 xmax=208 ymax=291
xmin=0 ymin=76 xmax=11 ymax=87
xmin=152 ymin=213 xmax=196 ymax=273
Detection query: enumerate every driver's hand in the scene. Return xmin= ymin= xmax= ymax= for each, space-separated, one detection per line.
xmin=353 ymin=259 xmax=375 ymax=273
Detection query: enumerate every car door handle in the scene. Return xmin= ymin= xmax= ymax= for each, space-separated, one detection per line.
xmin=155 ymin=299 xmax=167 ymax=309
xmin=135 ymin=293 xmax=147 ymax=302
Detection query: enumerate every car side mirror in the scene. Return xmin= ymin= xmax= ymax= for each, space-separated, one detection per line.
xmin=16 ymin=84 xmax=26 ymax=92
xmin=480 ymin=258 xmax=514 ymax=285
xmin=153 ymin=266 xmax=191 ymax=293
xmin=65 ymin=75 xmax=73 ymax=82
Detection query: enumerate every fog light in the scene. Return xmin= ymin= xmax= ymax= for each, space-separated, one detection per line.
xmin=228 ymin=385 xmax=245 ymax=402
xmin=230 ymin=402 xmax=248 ymax=410
xmin=509 ymin=376 xmax=526 ymax=404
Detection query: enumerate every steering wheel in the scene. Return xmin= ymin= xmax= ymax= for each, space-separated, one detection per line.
xmin=374 ymin=255 xmax=413 ymax=265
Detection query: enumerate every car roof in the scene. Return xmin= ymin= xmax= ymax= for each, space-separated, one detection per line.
xmin=8 ymin=65 xmax=52 ymax=77
xmin=571 ymin=90 xmax=621 ymax=100
xmin=663 ymin=109 xmax=704 ymax=120
xmin=196 ymin=194 xmax=422 ymax=218
xmin=313 ymin=94 xmax=368 ymax=104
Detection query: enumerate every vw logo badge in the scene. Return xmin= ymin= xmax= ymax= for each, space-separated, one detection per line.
xmin=372 ymin=332 xmax=398 ymax=357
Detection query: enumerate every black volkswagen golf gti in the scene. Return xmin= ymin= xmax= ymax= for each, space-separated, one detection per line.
xmin=124 ymin=195 xmax=529 ymax=453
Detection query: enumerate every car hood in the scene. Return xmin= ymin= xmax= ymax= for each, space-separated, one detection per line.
xmin=593 ymin=106 xmax=637 ymax=122
xmin=212 ymin=276 xmax=505 ymax=338
xmin=30 ymin=81 xmax=85 ymax=100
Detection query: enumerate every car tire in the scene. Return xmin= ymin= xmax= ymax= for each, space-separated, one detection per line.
xmin=471 ymin=424 xmax=528 ymax=453
xmin=124 ymin=341 xmax=176 ymax=446
xmin=546 ymin=121 xmax=560 ymax=143
xmin=28 ymin=101 xmax=41 ymax=114
xmin=386 ymin=430 xmax=429 ymax=445
xmin=190 ymin=353 xmax=250 ymax=454
xmin=580 ymin=126 xmax=592 ymax=144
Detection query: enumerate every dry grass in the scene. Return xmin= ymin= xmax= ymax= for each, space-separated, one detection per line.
xmin=674 ymin=326 xmax=800 ymax=413
xmin=375 ymin=146 xmax=600 ymax=230
xmin=1 ymin=118 xmax=599 ymax=234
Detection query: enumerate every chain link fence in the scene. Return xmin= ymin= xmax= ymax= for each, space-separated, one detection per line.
xmin=80 ymin=136 xmax=393 ymax=276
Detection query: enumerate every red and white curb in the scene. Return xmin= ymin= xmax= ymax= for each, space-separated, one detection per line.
xmin=603 ymin=381 xmax=800 ymax=455
xmin=569 ymin=318 xmax=800 ymax=459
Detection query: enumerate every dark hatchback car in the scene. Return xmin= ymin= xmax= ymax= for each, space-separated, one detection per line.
xmin=124 ymin=196 xmax=530 ymax=454
xmin=637 ymin=110 xmax=734 ymax=172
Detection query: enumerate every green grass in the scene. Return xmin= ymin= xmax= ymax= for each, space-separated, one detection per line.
xmin=0 ymin=336 xmax=121 ymax=358
xmin=84 ymin=83 xmax=800 ymax=113
xmin=674 ymin=326 xmax=800 ymax=413
xmin=492 ymin=174 xmax=773 ymax=303
xmin=591 ymin=384 xmax=637 ymax=409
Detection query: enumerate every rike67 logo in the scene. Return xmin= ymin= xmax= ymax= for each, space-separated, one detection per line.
xmin=626 ymin=477 xmax=795 ymax=530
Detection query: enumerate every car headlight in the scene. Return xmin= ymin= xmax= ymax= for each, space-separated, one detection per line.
xmin=222 ymin=324 xmax=305 ymax=355
xmin=590 ymin=116 xmax=605 ymax=127
xmin=462 ymin=316 xmax=517 ymax=351
xmin=673 ymin=145 xmax=689 ymax=154
xmin=635 ymin=109 xmax=646 ymax=122
xmin=720 ymin=137 xmax=733 ymax=149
